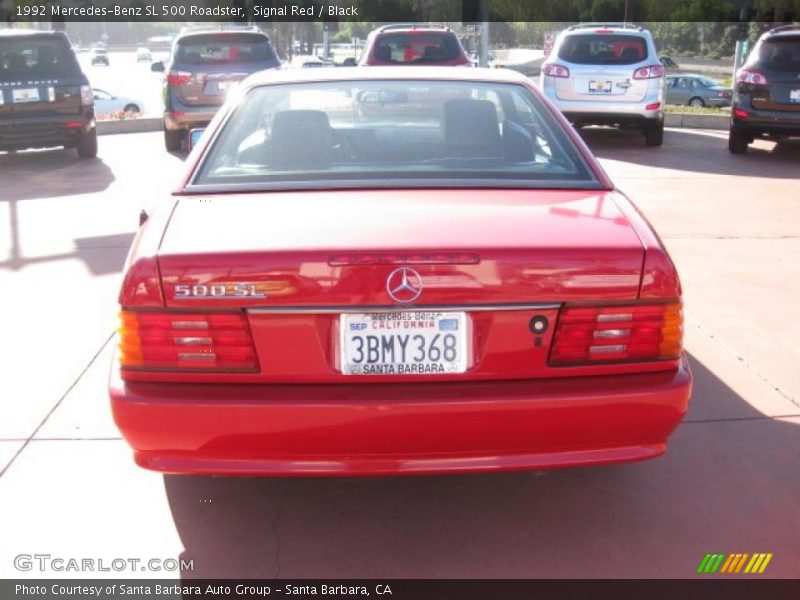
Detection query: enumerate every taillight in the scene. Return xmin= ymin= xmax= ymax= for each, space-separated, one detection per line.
xmin=733 ymin=108 xmax=749 ymax=119
xmin=167 ymin=71 xmax=192 ymax=86
xmin=80 ymin=85 xmax=93 ymax=107
xmin=549 ymin=301 xmax=683 ymax=365
xmin=736 ymin=69 xmax=767 ymax=86
xmin=633 ymin=64 xmax=665 ymax=79
xmin=118 ymin=310 xmax=258 ymax=373
xmin=543 ymin=63 xmax=570 ymax=78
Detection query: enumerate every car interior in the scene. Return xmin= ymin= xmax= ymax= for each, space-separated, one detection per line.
xmin=233 ymin=99 xmax=549 ymax=170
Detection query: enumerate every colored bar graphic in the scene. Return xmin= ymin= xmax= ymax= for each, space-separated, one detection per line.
xmin=699 ymin=552 xmax=773 ymax=574
xmin=697 ymin=554 xmax=711 ymax=574
xmin=720 ymin=554 xmax=736 ymax=573
xmin=746 ymin=554 xmax=763 ymax=573
xmin=735 ymin=554 xmax=748 ymax=573
xmin=758 ymin=554 xmax=773 ymax=573
xmin=710 ymin=554 xmax=725 ymax=573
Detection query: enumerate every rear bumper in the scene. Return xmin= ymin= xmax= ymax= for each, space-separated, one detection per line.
xmin=164 ymin=110 xmax=216 ymax=132
xmin=164 ymin=93 xmax=221 ymax=131
xmin=541 ymin=86 xmax=664 ymax=124
xmin=0 ymin=113 xmax=94 ymax=150
xmin=732 ymin=96 xmax=800 ymax=137
xmin=110 ymin=355 xmax=692 ymax=476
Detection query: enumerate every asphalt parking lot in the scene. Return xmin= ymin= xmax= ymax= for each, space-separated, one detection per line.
xmin=0 ymin=129 xmax=798 ymax=579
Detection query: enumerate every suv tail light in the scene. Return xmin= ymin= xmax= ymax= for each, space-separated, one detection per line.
xmin=736 ymin=68 xmax=768 ymax=86
xmin=543 ymin=64 xmax=570 ymax=78
xmin=118 ymin=311 xmax=258 ymax=373
xmin=167 ymin=71 xmax=192 ymax=86
xmin=549 ymin=301 xmax=683 ymax=365
xmin=633 ymin=64 xmax=665 ymax=79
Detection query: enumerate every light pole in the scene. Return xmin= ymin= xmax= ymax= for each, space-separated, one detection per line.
xmin=479 ymin=0 xmax=489 ymax=67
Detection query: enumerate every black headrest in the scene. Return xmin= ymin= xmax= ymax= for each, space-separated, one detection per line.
xmin=269 ymin=110 xmax=334 ymax=168
xmin=443 ymin=99 xmax=501 ymax=154
xmin=375 ymin=45 xmax=392 ymax=62
xmin=620 ymin=47 xmax=640 ymax=62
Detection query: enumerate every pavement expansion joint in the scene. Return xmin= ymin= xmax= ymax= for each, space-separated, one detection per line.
xmin=0 ymin=331 xmax=115 ymax=479
xmin=687 ymin=316 xmax=797 ymax=409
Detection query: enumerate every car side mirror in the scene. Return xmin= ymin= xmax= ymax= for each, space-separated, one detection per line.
xmin=188 ymin=128 xmax=206 ymax=152
xmin=151 ymin=61 xmax=165 ymax=73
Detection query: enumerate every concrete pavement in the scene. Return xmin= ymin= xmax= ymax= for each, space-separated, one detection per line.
xmin=0 ymin=129 xmax=798 ymax=579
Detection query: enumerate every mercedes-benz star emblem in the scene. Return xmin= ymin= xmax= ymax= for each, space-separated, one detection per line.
xmin=386 ymin=267 xmax=423 ymax=304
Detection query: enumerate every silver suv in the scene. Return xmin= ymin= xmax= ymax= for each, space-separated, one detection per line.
xmin=540 ymin=23 xmax=666 ymax=146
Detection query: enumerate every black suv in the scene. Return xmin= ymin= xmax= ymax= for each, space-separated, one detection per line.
xmin=152 ymin=26 xmax=280 ymax=151
xmin=729 ymin=24 xmax=800 ymax=154
xmin=0 ymin=30 xmax=97 ymax=157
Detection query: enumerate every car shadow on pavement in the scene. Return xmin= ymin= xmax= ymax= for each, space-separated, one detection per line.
xmin=579 ymin=127 xmax=800 ymax=179
xmin=0 ymin=147 xmax=115 ymax=203
xmin=162 ymin=353 xmax=800 ymax=579
xmin=73 ymin=232 xmax=135 ymax=275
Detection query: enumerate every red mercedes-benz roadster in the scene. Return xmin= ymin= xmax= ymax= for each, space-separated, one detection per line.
xmin=110 ymin=67 xmax=691 ymax=476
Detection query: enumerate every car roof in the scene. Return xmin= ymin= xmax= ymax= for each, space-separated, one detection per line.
xmin=176 ymin=29 xmax=268 ymax=41
xmin=245 ymin=66 xmax=532 ymax=88
xmin=375 ymin=28 xmax=455 ymax=35
xmin=763 ymin=25 xmax=800 ymax=38
xmin=562 ymin=28 xmax=650 ymax=37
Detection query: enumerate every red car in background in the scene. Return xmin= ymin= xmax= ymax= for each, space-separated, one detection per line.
xmin=359 ymin=24 xmax=471 ymax=66
xmin=110 ymin=67 xmax=691 ymax=476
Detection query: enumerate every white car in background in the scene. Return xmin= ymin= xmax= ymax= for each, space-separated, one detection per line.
xmin=540 ymin=23 xmax=666 ymax=146
xmin=136 ymin=47 xmax=152 ymax=62
xmin=92 ymin=88 xmax=144 ymax=117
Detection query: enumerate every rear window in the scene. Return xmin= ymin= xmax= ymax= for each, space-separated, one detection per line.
xmin=0 ymin=37 xmax=80 ymax=79
xmin=372 ymin=33 xmax=463 ymax=63
xmin=176 ymin=33 xmax=277 ymax=65
xmin=757 ymin=37 xmax=800 ymax=72
xmin=558 ymin=34 xmax=648 ymax=65
xmin=193 ymin=80 xmax=596 ymax=189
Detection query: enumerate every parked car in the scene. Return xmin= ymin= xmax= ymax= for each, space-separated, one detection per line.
xmin=136 ymin=47 xmax=152 ymax=62
xmin=151 ymin=26 xmax=281 ymax=151
xmin=92 ymin=88 xmax=143 ymax=117
xmin=540 ymin=23 xmax=666 ymax=146
xmin=110 ymin=67 xmax=690 ymax=476
xmin=666 ymin=74 xmax=732 ymax=107
xmin=729 ymin=24 xmax=800 ymax=154
xmin=360 ymin=23 xmax=471 ymax=66
xmin=90 ymin=46 xmax=109 ymax=66
xmin=0 ymin=30 xmax=97 ymax=157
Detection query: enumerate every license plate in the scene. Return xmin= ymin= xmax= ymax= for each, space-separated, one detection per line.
xmin=204 ymin=81 xmax=236 ymax=95
xmin=12 ymin=88 xmax=40 ymax=103
xmin=340 ymin=312 xmax=468 ymax=375
xmin=790 ymin=89 xmax=800 ymax=103
xmin=588 ymin=80 xmax=612 ymax=93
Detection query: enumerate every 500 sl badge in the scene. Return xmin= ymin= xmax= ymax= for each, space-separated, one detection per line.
xmin=174 ymin=283 xmax=266 ymax=298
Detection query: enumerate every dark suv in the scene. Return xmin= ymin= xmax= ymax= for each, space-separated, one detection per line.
xmin=729 ymin=24 xmax=800 ymax=154
xmin=153 ymin=26 xmax=280 ymax=151
xmin=359 ymin=24 xmax=471 ymax=66
xmin=0 ymin=30 xmax=97 ymax=157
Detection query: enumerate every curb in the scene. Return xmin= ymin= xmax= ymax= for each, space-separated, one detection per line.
xmin=665 ymin=112 xmax=729 ymax=131
xmin=96 ymin=118 xmax=162 ymax=135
